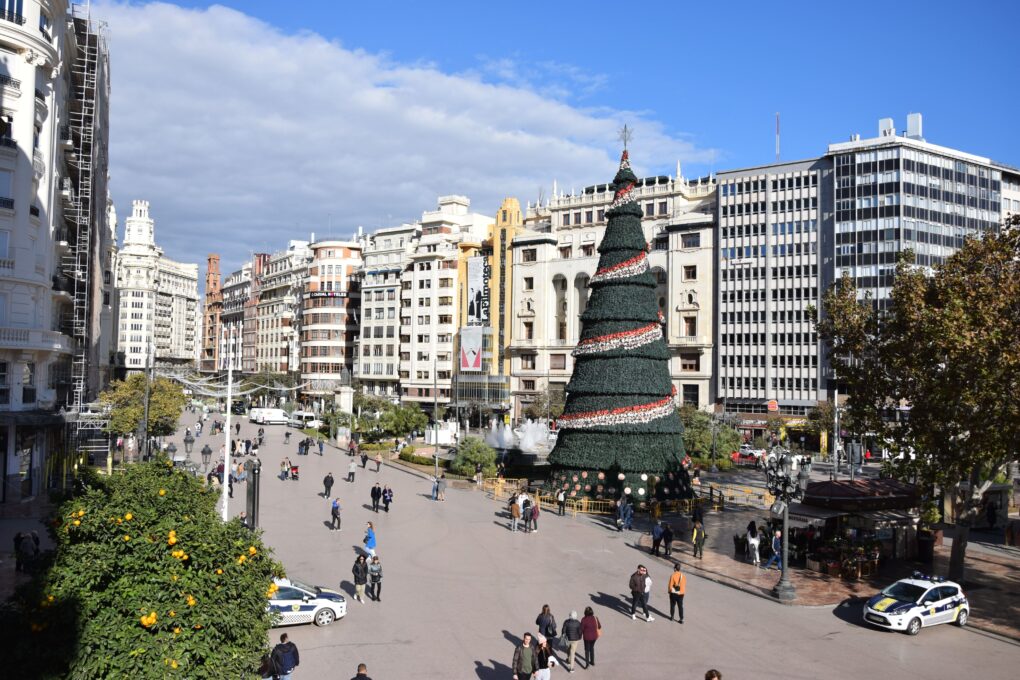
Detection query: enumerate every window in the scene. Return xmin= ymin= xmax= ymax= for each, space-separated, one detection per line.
xmin=585 ymin=211 xmax=593 ymax=223
xmin=523 ymin=321 xmax=533 ymax=339
xmin=581 ymin=244 xmax=595 ymax=257
xmin=521 ymin=354 xmax=536 ymax=370
xmin=658 ymin=201 xmax=668 ymax=215
xmin=573 ymin=212 xmax=581 ymax=225
xmin=683 ymin=265 xmax=697 ymax=281
xmin=683 ymin=316 xmax=697 ymax=337
xmin=680 ymin=354 xmax=700 ymax=371
xmin=522 ymin=379 xmax=535 ymax=391
xmin=0 ymin=361 xmax=7 ymax=404
xmin=562 ymin=213 xmax=571 ymax=226
xmin=597 ymin=209 xmax=605 ymax=222
xmin=522 ymin=249 xmax=537 ymax=263
xmin=523 ymin=277 xmax=534 ymax=291
xmin=559 ymin=246 xmax=572 ymax=259
xmin=0 ymin=229 xmax=7 ymax=258
xmin=682 ymin=384 xmax=699 ymax=407
xmin=550 ymin=354 xmax=566 ymax=370
xmin=681 ymin=233 xmax=701 ymax=248
xmin=21 ymin=362 xmax=35 ymax=404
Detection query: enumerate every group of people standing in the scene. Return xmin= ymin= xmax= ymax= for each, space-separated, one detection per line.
xmin=508 ymin=490 xmax=541 ymax=533
xmin=350 ymin=525 xmax=382 ymax=603
xmin=512 ymin=605 xmax=603 ymax=677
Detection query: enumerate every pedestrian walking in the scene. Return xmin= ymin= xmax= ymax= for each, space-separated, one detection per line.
xmin=746 ymin=521 xmax=760 ymax=565
xmin=323 ymin=472 xmax=334 ymax=498
xmin=363 ymin=522 xmax=377 ymax=557
xmin=560 ymin=610 xmax=583 ymax=673
xmin=350 ymin=663 xmax=372 ymax=680
xmin=662 ymin=522 xmax=674 ymax=556
xmin=692 ymin=520 xmax=707 ymax=559
xmin=431 ymin=475 xmax=439 ymax=501
xmin=318 ymin=439 xmax=324 ymax=456
xmin=579 ymin=607 xmax=601 ymax=668
xmin=475 ymin=461 xmax=483 ymax=486
xmin=530 ymin=502 xmax=540 ymax=533
xmin=557 ymin=488 xmax=566 ymax=516
xmin=351 ymin=555 xmax=368 ymax=602
xmin=668 ymin=563 xmax=686 ymax=623
xmin=382 ymin=485 xmax=393 ymax=512
xmin=360 ymin=451 xmax=369 ymax=469
xmin=705 ymin=671 xmax=722 ymax=680
xmin=347 ymin=459 xmax=357 ymax=483
xmin=280 ymin=458 xmax=289 ymax=481
xmin=370 ymin=482 xmax=382 ymax=512
xmin=437 ymin=473 xmax=447 ymax=502
xmin=235 ymin=421 xmax=241 ymax=436
xmin=330 ymin=497 xmax=342 ymax=531
xmin=374 ymin=452 xmax=383 ymax=472
xmin=367 ymin=555 xmax=383 ymax=601
xmin=511 ymin=498 xmax=521 ymax=532
xmin=651 ymin=521 xmax=664 ymax=556
xmin=536 ymin=604 xmax=558 ymax=648
xmin=533 ymin=635 xmax=559 ymax=680
xmin=522 ymin=495 xmax=533 ymax=533
xmin=245 ymin=438 xmax=252 ymax=455
xmin=628 ymin=564 xmax=653 ymax=621
xmin=270 ymin=633 xmax=299 ymax=680
xmin=763 ymin=529 xmax=782 ymax=571
xmin=511 ymin=631 xmax=539 ymax=680
xmin=616 ymin=499 xmax=626 ymax=531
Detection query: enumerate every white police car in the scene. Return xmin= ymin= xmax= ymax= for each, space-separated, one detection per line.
xmin=862 ymin=572 xmax=968 ymax=635
xmin=269 ymin=577 xmax=347 ymax=627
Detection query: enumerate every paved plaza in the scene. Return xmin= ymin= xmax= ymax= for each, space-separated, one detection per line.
xmin=173 ymin=416 xmax=1020 ymax=679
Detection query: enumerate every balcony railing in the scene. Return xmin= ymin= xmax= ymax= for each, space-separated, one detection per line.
xmin=0 ymin=73 xmax=20 ymax=89
xmin=0 ymin=197 xmax=13 ymax=210
xmin=0 ymin=11 xmax=26 ymax=26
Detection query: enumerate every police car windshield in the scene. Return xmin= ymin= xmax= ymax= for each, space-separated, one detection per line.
xmin=289 ymin=579 xmax=319 ymax=594
xmin=882 ymin=582 xmax=926 ymax=602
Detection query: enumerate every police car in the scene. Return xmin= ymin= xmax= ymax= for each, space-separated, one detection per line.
xmin=862 ymin=572 xmax=968 ymax=635
xmin=268 ymin=577 xmax=347 ymax=627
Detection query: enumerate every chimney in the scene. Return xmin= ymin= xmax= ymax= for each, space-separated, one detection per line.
xmin=906 ymin=112 xmax=923 ymax=139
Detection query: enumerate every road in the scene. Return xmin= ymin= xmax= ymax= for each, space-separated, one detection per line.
xmin=169 ymin=417 xmax=1020 ymax=679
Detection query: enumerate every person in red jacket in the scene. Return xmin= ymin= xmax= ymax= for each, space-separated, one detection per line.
xmin=580 ymin=606 xmax=602 ymax=668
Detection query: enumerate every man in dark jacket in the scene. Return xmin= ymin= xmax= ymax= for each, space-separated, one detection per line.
xmin=350 ymin=663 xmax=372 ymax=680
xmin=271 ymin=633 xmax=299 ymax=679
xmin=323 ymin=472 xmax=334 ymax=498
xmin=511 ymin=632 xmax=539 ymax=680
xmin=651 ymin=521 xmax=665 ymax=556
xmin=628 ymin=564 xmax=653 ymax=621
xmin=370 ymin=482 xmax=383 ymax=513
xmin=561 ymin=610 xmax=583 ymax=673
xmin=662 ymin=522 xmax=674 ymax=556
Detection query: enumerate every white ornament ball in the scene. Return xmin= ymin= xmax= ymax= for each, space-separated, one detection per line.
xmin=638 ymin=487 xmax=646 ymax=496
xmin=624 ymin=487 xmax=632 ymax=495
xmin=640 ymin=473 xmax=648 ymax=481
xmin=618 ymin=473 xmax=626 ymax=481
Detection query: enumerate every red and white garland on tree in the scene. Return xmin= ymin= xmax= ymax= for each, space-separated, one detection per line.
xmin=590 ymin=252 xmax=648 ymax=283
xmin=557 ymin=394 xmax=676 ymax=429
xmin=573 ymin=322 xmax=661 ymax=356
xmin=606 ymin=150 xmax=637 ymax=211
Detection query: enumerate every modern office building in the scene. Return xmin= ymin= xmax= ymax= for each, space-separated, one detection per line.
xmin=399 ymin=196 xmax=491 ymax=416
xmin=255 ymin=240 xmax=311 ymax=375
xmin=509 ymin=171 xmax=717 ymax=421
xmin=1 ymin=2 xmax=114 ymax=501
xmin=300 ymin=240 xmax=362 ymax=406
xmin=200 ymin=254 xmax=221 ymax=372
xmin=114 ymin=200 xmax=199 ymax=370
xmin=354 ymin=222 xmax=419 ymax=401
xmin=219 ymin=262 xmax=250 ymax=370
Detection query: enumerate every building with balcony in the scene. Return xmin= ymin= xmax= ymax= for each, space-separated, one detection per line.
xmin=399 ymin=196 xmax=491 ymax=417
xmin=509 ymin=171 xmax=717 ymax=421
xmin=300 ymin=240 xmax=361 ymax=406
xmin=200 ymin=253 xmax=221 ymax=372
xmin=255 ymin=240 xmax=311 ymax=375
xmin=219 ymin=262 xmax=249 ymax=371
xmin=115 ymin=200 xmax=199 ymax=370
xmin=1 ymin=2 xmax=114 ymax=502
xmin=354 ymin=222 xmax=419 ymax=401
xmin=242 ymin=252 xmax=268 ymax=374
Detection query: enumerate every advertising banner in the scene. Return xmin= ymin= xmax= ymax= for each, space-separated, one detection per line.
xmin=466 ymin=256 xmax=490 ymax=325
xmin=459 ymin=326 xmax=483 ymax=372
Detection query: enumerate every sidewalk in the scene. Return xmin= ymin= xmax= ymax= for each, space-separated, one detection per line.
xmin=633 ymin=505 xmax=1020 ymax=641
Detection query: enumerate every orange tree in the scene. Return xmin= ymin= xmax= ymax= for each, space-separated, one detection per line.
xmin=4 ymin=460 xmax=282 ymax=678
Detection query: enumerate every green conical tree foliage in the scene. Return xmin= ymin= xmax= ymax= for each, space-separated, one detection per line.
xmin=547 ymin=149 xmax=688 ymax=501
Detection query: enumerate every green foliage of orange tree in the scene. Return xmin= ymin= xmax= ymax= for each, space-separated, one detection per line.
xmin=4 ymin=460 xmax=282 ymax=678
xmin=816 ymin=214 xmax=1020 ymax=582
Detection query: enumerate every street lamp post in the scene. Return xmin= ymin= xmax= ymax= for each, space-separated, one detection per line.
xmin=201 ymin=444 xmax=212 ymax=474
xmin=166 ymin=443 xmax=178 ymax=463
xmin=183 ymin=432 xmax=195 ymax=459
xmin=764 ymin=446 xmax=812 ymax=602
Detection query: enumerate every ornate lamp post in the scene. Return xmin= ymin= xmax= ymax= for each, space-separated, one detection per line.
xmin=201 ymin=444 xmax=213 ymax=474
xmin=166 ymin=443 xmax=178 ymax=462
xmin=764 ymin=446 xmax=811 ymax=602
xmin=183 ymin=432 xmax=195 ymax=458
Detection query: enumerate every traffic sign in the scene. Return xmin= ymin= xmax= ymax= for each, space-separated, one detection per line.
xmin=767 ymin=400 xmax=778 ymax=412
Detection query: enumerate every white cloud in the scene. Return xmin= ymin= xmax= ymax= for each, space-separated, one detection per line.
xmin=97 ymin=2 xmax=717 ymax=274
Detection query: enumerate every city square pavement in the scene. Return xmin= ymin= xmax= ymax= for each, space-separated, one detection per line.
xmin=171 ymin=417 xmax=1020 ymax=679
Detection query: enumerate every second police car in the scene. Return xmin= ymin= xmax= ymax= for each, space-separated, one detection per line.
xmin=268 ymin=577 xmax=347 ymax=627
xmin=862 ymin=572 xmax=969 ymax=635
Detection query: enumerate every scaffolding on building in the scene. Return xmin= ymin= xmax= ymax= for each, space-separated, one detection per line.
xmin=62 ymin=5 xmax=111 ymax=465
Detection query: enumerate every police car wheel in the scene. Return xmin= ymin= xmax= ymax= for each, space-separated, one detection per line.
xmin=314 ymin=608 xmax=335 ymax=626
xmin=955 ymin=609 xmax=968 ymax=627
xmin=906 ymin=617 xmax=921 ymax=636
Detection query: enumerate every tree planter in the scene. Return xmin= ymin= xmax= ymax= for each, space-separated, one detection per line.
xmin=806 ymin=557 xmax=822 ymax=572
xmin=917 ymin=534 xmax=936 ymax=563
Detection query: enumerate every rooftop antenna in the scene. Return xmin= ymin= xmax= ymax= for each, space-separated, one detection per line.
xmin=775 ymin=112 xmax=780 ymax=162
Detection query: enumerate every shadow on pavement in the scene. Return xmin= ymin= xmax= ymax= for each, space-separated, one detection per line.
xmin=832 ymin=596 xmax=876 ymax=631
xmin=321 ymin=521 xmax=333 ymax=530
xmin=491 ymin=520 xmax=514 ymax=532
xmin=502 ymin=629 xmax=523 ymax=646
xmin=474 ymin=659 xmax=513 ymax=679
xmin=590 ymin=591 xmax=630 ymax=616
xmin=337 ymin=580 xmax=355 ymax=597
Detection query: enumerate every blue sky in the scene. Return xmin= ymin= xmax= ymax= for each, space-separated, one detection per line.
xmin=97 ymin=1 xmax=1020 ymax=274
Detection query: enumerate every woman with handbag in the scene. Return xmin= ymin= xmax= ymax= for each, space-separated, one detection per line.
xmin=535 ymin=604 xmax=557 ymax=648
xmin=367 ymin=556 xmax=383 ymax=602
xmin=580 ymin=606 xmax=601 ymax=668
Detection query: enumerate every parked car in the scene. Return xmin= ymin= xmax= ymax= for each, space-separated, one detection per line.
xmin=268 ymin=577 xmax=347 ymax=627
xmin=862 ymin=573 xmax=968 ymax=635
xmin=230 ymin=401 xmax=247 ymax=416
xmin=288 ymin=411 xmax=323 ymax=430
xmin=731 ymin=444 xmax=765 ymax=467
xmin=257 ymin=408 xmax=290 ymax=425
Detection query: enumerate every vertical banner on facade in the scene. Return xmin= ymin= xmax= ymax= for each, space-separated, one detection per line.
xmin=459 ymin=326 xmax=483 ymax=372
xmin=466 ymin=256 xmax=490 ymax=325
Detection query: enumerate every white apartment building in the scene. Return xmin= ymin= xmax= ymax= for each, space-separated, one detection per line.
xmin=509 ymin=172 xmax=717 ymax=420
xmin=354 ymin=222 xmax=419 ymax=401
xmin=255 ymin=240 xmax=311 ymax=375
xmin=219 ymin=263 xmax=249 ymax=370
xmin=300 ymin=240 xmax=361 ymax=403
xmin=1 ymin=2 xmax=114 ymax=501
xmin=115 ymin=200 xmax=199 ymax=370
xmin=399 ymin=196 xmax=490 ymax=416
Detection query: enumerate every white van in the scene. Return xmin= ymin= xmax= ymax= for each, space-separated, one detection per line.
xmin=259 ymin=408 xmax=290 ymax=425
xmin=249 ymin=408 xmax=266 ymax=424
xmin=288 ymin=411 xmax=323 ymax=430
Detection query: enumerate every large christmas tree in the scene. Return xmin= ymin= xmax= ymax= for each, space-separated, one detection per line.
xmin=547 ymin=148 xmax=688 ymax=502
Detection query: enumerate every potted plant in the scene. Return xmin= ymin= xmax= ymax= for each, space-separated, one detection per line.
xmin=916 ymin=501 xmax=940 ymax=563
